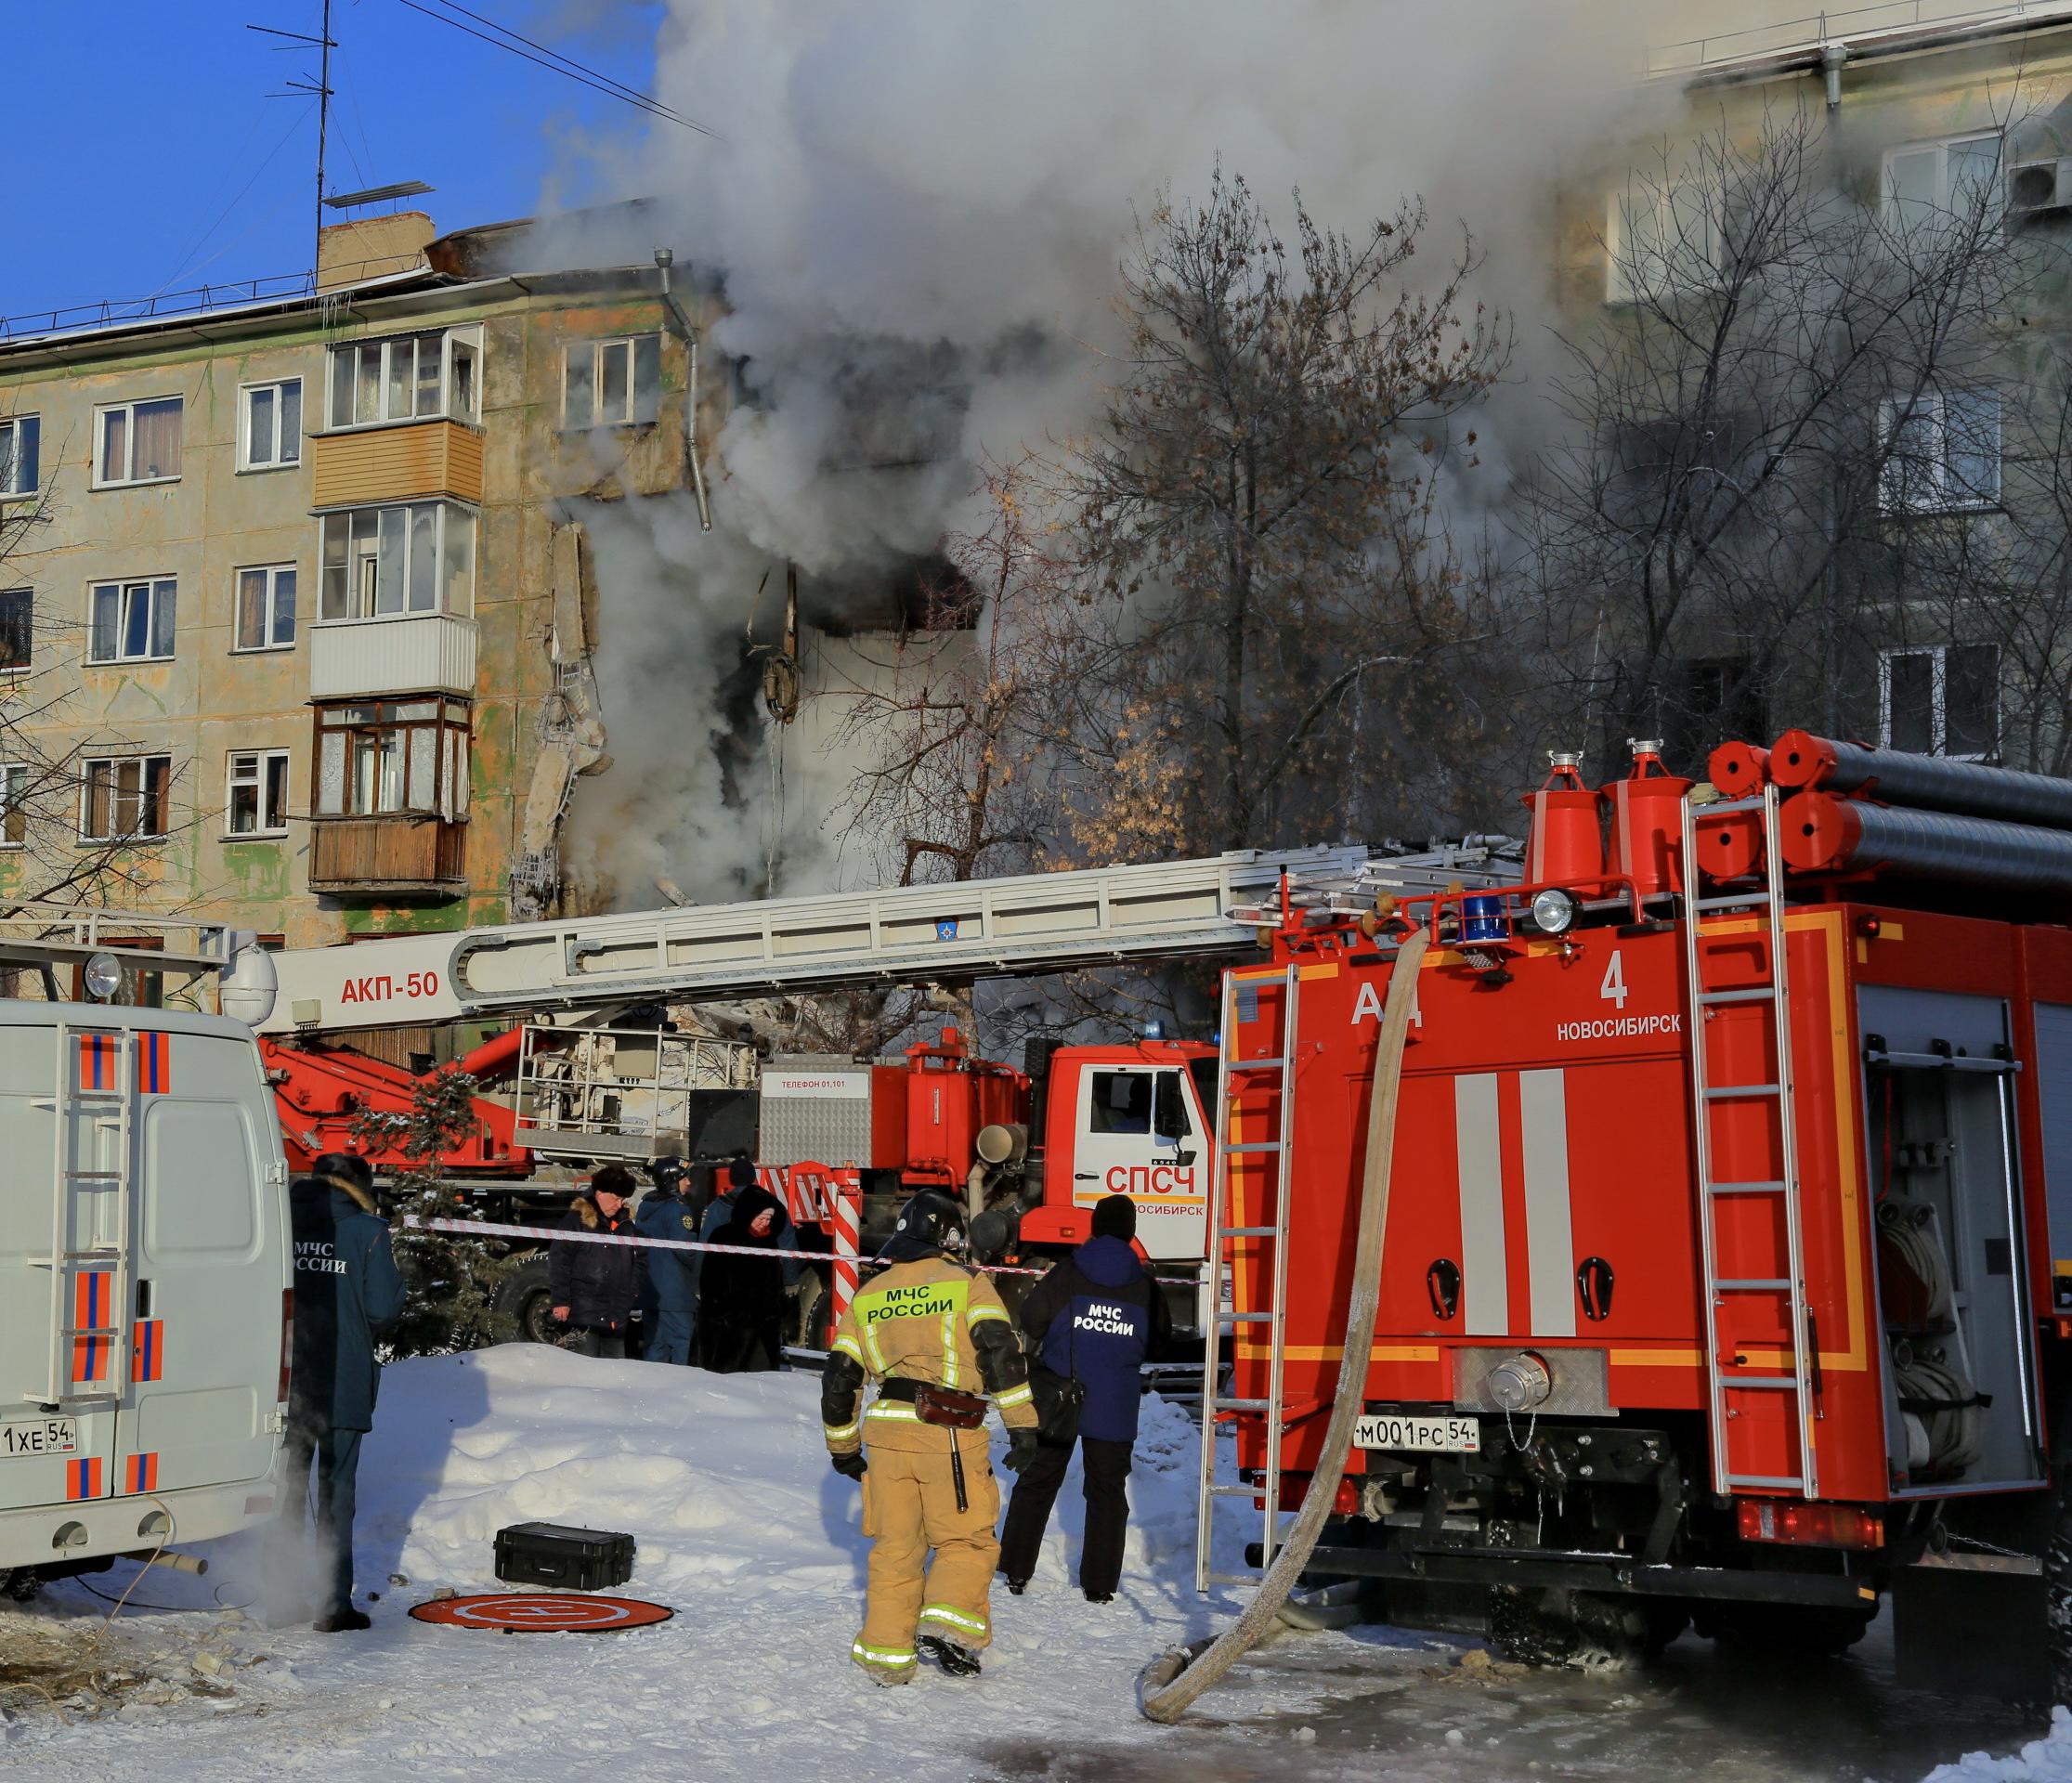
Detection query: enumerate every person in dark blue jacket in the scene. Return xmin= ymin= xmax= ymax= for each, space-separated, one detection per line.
xmin=997 ymin=1194 xmax=1169 ymax=1602
xmin=634 ymin=1156 xmax=701 ymax=1364
xmin=267 ymin=1152 xmax=406 ymax=1633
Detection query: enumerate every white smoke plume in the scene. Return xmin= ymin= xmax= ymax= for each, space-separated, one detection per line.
xmin=536 ymin=1 xmax=1668 ymax=904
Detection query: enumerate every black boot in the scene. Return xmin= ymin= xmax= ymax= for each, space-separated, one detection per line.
xmin=919 ymin=1635 xmax=982 ymax=1677
xmin=1005 ymin=1577 xmax=1029 ymax=1596
xmin=314 ymin=1607 xmax=372 ymax=1633
xmin=1084 ymin=1589 xmax=1114 ymax=1605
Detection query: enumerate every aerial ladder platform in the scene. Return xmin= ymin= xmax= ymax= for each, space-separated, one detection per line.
xmin=259 ymin=844 xmax=1516 ymax=1035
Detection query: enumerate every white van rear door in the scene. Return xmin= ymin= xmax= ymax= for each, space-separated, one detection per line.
xmin=122 ymin=1030 xmax=283 ymax=1495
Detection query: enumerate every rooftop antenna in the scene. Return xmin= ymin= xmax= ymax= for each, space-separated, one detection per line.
xmin=248 ymin=1 xmax=337 ymax=268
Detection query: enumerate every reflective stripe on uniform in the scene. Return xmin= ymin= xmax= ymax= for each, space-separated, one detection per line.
xmin=865 ymin=1400 xmax=920 ymax=1422
xmin=994 ymin=1383 xmax=1033 ymax=1409
xmin=918 ymin=1603 xmax=988 ymax=1636
xmin=967 ymin=1302 xmax=1010 ymax=1326
xmin=860 ymin=1313 xmax=889 ymax=1373
xmin=852 ymin=1640 xmax=917 ymax=1671
xmin=824 ymin=1419 xmax=861 ymax=1442
xmin=832 ymin=1334 xmax=865 ymax=1365
xmin=941 ymin=1308 xmax=959 ymax=1388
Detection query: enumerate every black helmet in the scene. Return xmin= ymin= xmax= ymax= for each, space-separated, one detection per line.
xmin=311 ymin=1152 xmax=373 ymax=1196
xmin=879 ymin=1191 xmax=968 ymax=1264
xmin=650 ymin=1154 xmax=690 ymax=1191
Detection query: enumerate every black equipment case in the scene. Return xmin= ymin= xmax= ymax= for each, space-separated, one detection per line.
xmin=493 ymin=1521 xmax=636 ymax=1591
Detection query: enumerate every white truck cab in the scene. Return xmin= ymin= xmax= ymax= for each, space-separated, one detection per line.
xmin=0 ymin=918 xmax=289 ymax=1591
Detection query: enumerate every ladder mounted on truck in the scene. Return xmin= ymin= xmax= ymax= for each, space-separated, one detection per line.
xmin=1195 ymin=960 xmax=1303 ymax=1593
xmin=1679 ymin=785 xmax=1819 ymax=1499
xmin=262 ymin=843 xmax=1518 ymax=1035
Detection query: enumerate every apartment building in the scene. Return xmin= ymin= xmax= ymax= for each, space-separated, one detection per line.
xmin=1558 ymin=1 xmax=2072 ymax=774
xmin=0 ymin=206 xmax=716 ymax=957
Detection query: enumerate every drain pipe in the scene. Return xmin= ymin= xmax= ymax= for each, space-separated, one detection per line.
xmin=1821 ymin=38 xmax=1847 ymax=111
xmin=654 ymin=247 xmax=713 ymax=533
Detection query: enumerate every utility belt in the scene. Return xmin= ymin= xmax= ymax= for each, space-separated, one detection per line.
xmin=875 ymin=1376 xmax=989 ymax=1429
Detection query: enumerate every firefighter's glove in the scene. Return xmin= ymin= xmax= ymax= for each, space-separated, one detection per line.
xmin=830 ymin=1451 xmax=867 ymax=1481
xmin=1002 ymin=1431 xmax=1040 ymax=1476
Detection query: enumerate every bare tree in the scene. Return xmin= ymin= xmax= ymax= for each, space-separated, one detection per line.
xmin=1522 ymin=101 xmax=2043 ymax=773
xmin=1062 ymin=169 xmax=1512 ymax=852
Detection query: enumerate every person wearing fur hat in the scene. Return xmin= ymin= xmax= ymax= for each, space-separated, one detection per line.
xmin=549 ymin=1165 xmax=643 ymax=1358
xmin=698 ymin=1181 xmax=793 ymax=1373
xmin=997 ymin=1192 xmax=1167 ymax=1604
xmin=267 ymin=1152 xmax=405 ymax=1633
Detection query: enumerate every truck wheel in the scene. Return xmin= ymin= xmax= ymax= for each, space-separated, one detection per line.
xmin=794 ymin=1280 xmax=830 ymax=1350
xmin=2047 ymin=1462 xmax=2072 ymax=1700
xmin=1489 ymin=1586 xmax=1662 ymax=1668
xmin=2 ymin=1567 xmax=39 ymax=1602
xmin=490 ymin=1256 xmax=557 ymax=1346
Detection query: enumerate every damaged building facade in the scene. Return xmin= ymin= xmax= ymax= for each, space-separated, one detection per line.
xmin=0 ymin=206 xmax=748 ymax=975
xmin=1559 ymin=2 xmax=2072 ymax=777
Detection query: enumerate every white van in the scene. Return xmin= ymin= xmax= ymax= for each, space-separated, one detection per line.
xmin=0 ymin=943 xmax=290 ymax=1591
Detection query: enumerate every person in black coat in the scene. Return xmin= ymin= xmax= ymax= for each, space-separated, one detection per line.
xmin=997 ymin=1194 xmax=1168 ymax=1603
xmin=697 ymin=1181 xmax=790 ymax=1373
xmin=549 ymin=1165 xmax=642 ymax=1358
xmin=266 ymin=1152 xmax=406 ymax=1633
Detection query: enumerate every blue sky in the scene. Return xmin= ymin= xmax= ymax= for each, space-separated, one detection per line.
xmin=0 ymin=1 xmax=665 ymax=322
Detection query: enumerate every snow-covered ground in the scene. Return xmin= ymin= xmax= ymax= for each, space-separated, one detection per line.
xmin=0 ymin=1346 xmax=2052 ymax=1781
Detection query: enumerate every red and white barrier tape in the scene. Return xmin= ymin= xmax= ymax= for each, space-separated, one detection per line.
xmin=402 ymin=1214 xmax=1198 ymax=1285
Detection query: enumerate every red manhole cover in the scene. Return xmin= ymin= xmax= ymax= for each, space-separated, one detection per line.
xmin=409 ymin=1593 xmax=672 ymax=1633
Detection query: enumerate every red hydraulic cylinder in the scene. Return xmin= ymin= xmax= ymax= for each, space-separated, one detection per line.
xmin=1521 ymin=753 xmax=1605 ymax=885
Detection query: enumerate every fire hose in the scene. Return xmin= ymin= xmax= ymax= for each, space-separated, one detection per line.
xmin=1136 ymin=925 xmax=1427 ymax=1724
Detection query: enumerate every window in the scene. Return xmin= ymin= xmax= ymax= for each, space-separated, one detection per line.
xmin=1884 ymin=133 xmax=2002 ymax=229
xmin=94 ymin=397 xmax=183 ymax=487
xmin=326 ymin=331 xmax=480 ymax=429
xmin=1607 ymin=181 xmax=1727 ymax=303
xmin=1882 ymin=644 xmax=2000 ymax=761
xmin=0 ymin=414 xmax=39 ymax=498
xmin=227 ymin=749 xmax=291 ymax=837
xmin=234 ymin=564 xmax=296 ymax=652
xmin=313 ymin=700 xmax=470 ymax=820
xmin=318 ymin=502 xmax=474 ymax=619
xmin=1088 ymin=1069 xmax=1153 ymax=1137
xmin=563 ymin=335 xmax=662 ymax=428
xmin=81 ymin=754 xmax=172 ymax=841
xmin=0 ymin=763 xmax=24 ymax=846
xmin=1880 ymin=388 xmax=2000 ymax=513
xmin=241 ymin=379 xmax=303 ymax=471
xmin=87 ymin=578 xmax=176 ymax=664
xmin=0 ymin=588 xmax=29 ymax=671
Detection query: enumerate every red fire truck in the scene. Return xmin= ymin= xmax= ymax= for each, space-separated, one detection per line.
xmin=1202 ymin=735 xmax=2072 ymax=1697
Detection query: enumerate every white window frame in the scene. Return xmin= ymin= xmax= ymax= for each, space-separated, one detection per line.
xmin=0 ymin=414 xmax=39 ymax=500
xmin=1606 ymin=179 xmax=1725 ymax=304
xmin=562 ymin=334 xmax=663 ymax=429
xmin=1879 ymin=643 xmax=2000 ymax=761
xmin=239 ymin=378 xmax=303 ymax=472
xmin=0 ymin=761 xmax=25 ymax=848
xmin=79 ymin=753 xmax=173 ymax=843
xmin=1879 ymin=388 xmax=2001 ymax=514
xmin=231 ymin=563 xmax=297 ymax=654
xmin=226 ymin=748 xmax=291 ymax=839
xmin=1882 ymin=131 xmax=2003 ymax=229
xmin=86 ymin=577 xmax=176 ymax=665
xmin=323 ymin=328 xmax=482 ymax=432
xmin=92 ymin=396 xmax=184 ymax=488
xmin=316 ymin=501 xmax=476 ymax=622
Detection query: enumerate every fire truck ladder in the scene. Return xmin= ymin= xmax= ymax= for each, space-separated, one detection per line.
xmin=31 ymin=1019 xmax=137 ymax=1409
xmin=1679 ymin=785 xmax=1818 ymax=1498
xmin=1194 ymin=961 xmax=1300 ymax=1593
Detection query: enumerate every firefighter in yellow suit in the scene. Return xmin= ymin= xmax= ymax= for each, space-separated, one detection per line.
xmin=822 ymin=1191 xmax=1039 ymax=1684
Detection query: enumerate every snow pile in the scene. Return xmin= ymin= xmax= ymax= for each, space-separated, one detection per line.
xmin=1925 ymin=1710 xmax=2072 ymax=1783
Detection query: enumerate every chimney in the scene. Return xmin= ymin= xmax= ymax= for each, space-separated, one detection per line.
xmin=317 ymin=211 xmax=437 ymax=293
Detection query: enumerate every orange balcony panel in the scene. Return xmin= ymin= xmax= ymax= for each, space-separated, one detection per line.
xmin=308 ymin=815 xmax=467 ymax=896
xmin=311 ymin=419 xmax=484 ymax=509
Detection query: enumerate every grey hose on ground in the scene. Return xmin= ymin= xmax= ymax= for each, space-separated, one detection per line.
xmin=1138 ymin=926 xmax=1428 ymax=1724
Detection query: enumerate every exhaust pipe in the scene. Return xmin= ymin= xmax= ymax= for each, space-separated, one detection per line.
xmin=123 ymin=1548 xmax=209 ymax=1576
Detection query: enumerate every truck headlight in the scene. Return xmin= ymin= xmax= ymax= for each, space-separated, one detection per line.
xmin=1529 ymin=889 xmax=1577 ymax=935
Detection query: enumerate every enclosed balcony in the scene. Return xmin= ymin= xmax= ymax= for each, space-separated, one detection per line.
xmin=308 ymin=815 xmax=468 ymax=896
xmin=310 ymin=611 xmax=476 ymax=699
